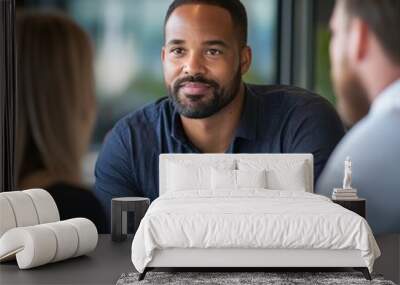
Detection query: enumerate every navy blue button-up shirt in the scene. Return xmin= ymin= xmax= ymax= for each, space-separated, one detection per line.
xmin=95 ymin=84 xmax=345 ymax=232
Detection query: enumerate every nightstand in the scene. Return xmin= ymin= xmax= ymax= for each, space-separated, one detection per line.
xmin=111 ymin=197 xmax=150 ymax=242
xmin=332 ymin=198 xmax=366 ymax=218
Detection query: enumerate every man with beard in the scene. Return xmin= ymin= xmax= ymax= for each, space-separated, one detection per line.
xmin=317 ymin=0 xmax=400 ymax=234
xmin=95 ymin=0 xmax=345 ymax=232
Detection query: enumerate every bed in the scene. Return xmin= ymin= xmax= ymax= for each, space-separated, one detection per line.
xmin=131 ymin=154 xmax=380 ymax=280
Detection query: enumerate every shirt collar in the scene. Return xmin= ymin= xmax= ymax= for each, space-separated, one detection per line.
xmin=170 ymin=100 xmax=188 ymax=145
xmin=370 ymin=78 xmax=400 ymax=117
xmin=233 ymin=84 xmax=258 ymax=141
xmin=170 ymin=84 xmax=259 ymax=145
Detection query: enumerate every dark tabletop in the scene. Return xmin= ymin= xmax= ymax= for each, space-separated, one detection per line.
xmin=0 ymin=234 xmax=134 ymax=285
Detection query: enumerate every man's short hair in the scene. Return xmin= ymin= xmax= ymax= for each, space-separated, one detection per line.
xmin=164 ymin=0 xmax=248 ymax=47
xmin=342 ymin=0 xmax=400 ymax=64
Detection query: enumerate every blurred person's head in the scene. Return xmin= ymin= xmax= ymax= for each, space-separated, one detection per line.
xmin=162 ymin=0 xmax=252 ymax=119
xmin=16 ymin=11 xmax=96 ymax=188
xmin=330 ymin=0 xmax=400 ymax=127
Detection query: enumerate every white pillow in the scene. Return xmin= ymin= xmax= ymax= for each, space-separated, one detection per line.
xmin=237 ymin=159 xmax=309 ymax=192
xmin=267 ymin=165 xmax=307 ymax=191
xmin=237 ymin=169 xmax=267 ymax=188
xmin=211 ymin=168 xmax=236 ymax=189
xmin=167 ymin=162 xmax=210 ymax=191
xmin=211 ymin=169 xmax=267 ymax=190
xmin=166 ymin=159 xmax=235 ymax=192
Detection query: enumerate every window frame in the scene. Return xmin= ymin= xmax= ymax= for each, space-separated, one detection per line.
xmin=277 ymin=0 xmax=315 ymax=89
xmin=0 ymin=0 xmax=17 ymax=192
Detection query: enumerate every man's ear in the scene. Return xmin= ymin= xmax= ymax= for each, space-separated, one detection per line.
xmin=240 ymin=46 xmax=252 ymax=75
xmin=161 ymin=46 xmax=166 ymax=63
xmin=349 ymin=18 xmax=369 ymax=64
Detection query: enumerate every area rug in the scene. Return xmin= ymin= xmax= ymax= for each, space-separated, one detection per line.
xmin=116 ymin=271 xmax=396 ymax=285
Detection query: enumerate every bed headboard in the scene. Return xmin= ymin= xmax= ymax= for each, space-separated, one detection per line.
xmin=159 ymin=153 xmax=314 ymax=195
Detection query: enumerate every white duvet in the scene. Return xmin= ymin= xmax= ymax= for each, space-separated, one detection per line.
xmin=131 ymin=190 xmax=380 ymax=273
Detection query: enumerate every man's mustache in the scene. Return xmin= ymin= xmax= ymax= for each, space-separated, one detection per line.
xmin=173 ymin=75 xmax=219 ymax=93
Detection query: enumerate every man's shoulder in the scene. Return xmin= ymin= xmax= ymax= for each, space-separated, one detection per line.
xmin=339 ymin=111 xmax=400 ymax=154
xmin=247 ymin=83 xmax=335 ymax=118
xmin=317 ymin=112 xmax=400 ymax=194
xmin=247 ymin=84 xmax=323 ymax=104
xmin=113 ymin=96 xmax=171 ymax=133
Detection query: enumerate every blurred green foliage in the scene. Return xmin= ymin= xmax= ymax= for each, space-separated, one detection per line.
xmin=315 ymin=27 xmax=336 ymax=106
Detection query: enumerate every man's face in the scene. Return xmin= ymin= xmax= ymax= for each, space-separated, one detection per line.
xmin=329 ymin=1 xmax=370 ymax=127
xmin=162 ymin=4 xmax=248 ymax=119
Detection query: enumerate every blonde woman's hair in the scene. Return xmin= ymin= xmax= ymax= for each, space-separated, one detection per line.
xmin=16 ymin=10 xmax=95 ymax=184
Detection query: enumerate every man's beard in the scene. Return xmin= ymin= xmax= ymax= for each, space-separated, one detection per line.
xmin=167 ymin=68 xmax=242 ymax=119
xmin=332 ymin=62 xmax=370 ymax=128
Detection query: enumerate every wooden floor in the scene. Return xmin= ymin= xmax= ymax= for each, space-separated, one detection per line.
xmin=373 ymin=234 xmax=400 ymax=284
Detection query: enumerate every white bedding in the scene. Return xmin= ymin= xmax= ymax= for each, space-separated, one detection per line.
xmin=131 ymin=190 xmax=380 ymax=273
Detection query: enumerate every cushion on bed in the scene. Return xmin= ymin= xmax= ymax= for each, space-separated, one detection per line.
xmin=237 ymin=159 xmax=309 ymax=191
xmin=167 ymin=163 xmax=210 ymax=191
xmin=211 ymin=168 xmax=267 ymax=190
xmin=211 ymin=169 xmax=236 ymax=190
xmin=166 ymin=159 xmax=235 ymax=192
xmin=237 ymin=169 xmax=267 ymax=188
